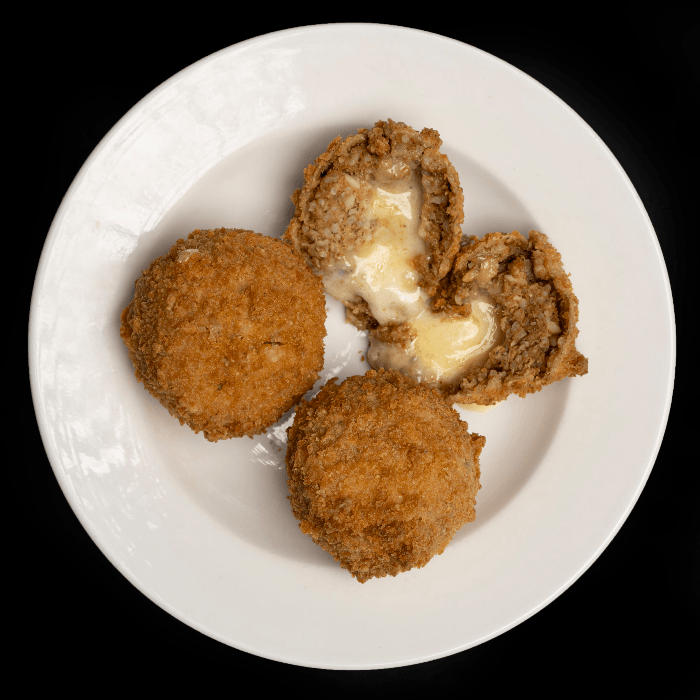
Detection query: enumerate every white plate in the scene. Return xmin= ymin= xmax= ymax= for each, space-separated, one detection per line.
xmin=29 ymin=24 xmax=674 ymax=669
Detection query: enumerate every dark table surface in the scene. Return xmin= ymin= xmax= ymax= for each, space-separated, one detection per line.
xmin=21 ymin=12 xmax=696 ymax=695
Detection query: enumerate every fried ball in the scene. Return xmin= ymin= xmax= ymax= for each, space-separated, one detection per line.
xmin=434 ymin=230 xmax=588 ymax=404
xmin=284 ymin=118 xmax=464 ymax=311
xmin=286 ymin=369 xmax=484 ymax=583
xmin=120 ymin=228 xmax=326 ymax=441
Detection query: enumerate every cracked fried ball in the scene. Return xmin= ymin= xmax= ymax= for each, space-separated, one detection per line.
xmin=436 ymin=230 xmax=589 ymax=404
xmin=283 ymin=120 xmax=586 ymax=403
xmin=284 ymin=118 xmax=464 ymax=304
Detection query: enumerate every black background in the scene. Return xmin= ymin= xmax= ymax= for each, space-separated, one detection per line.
xmin=22 ymin=9 xmax=697 ymax=695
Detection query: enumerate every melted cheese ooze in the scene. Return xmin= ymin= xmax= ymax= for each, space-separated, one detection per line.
xmin=322 ymin=167 xmax=502 ymax=390
xmin=323 ymin=172 xmax=426 ymax=325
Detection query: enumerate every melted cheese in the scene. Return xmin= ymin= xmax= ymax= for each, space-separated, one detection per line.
xmin=366 ymin=295 xmax=501 ymax=387
xmin=323 ymin=171 xmax=425 ymax=325
xmin=321 ymin=165 xmax=502 ymax=390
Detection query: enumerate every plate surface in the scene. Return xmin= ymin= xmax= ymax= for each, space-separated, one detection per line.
xmin=29 ymin=24 xmax=674 ymax=669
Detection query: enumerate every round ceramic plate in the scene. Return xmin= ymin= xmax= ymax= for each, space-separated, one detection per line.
xmin=30 ymin=24 xmax=674 ymax=669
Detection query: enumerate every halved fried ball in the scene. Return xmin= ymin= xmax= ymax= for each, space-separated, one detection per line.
xmin=284 ymin=118 xmax=464 ymax=307
xmin=286 ymin=369 xmax=484 ymax=582
xmin=434 ymin=230 xmax=588 ymax=404
xmin=120 ymin=228 xmax=326 ymax=441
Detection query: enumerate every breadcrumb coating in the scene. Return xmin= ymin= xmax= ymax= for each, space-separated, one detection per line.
xmin=120 ymin=228 xmax=326 ymax=441
xmin=286 ymin=369 xmax=484 ymax=583
xmin=435 ymin=230 xmax=588 ymax=404
xmin=284 ymin=119 xmax=464 ymax=302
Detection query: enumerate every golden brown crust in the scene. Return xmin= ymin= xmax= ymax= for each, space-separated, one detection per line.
xmin=286 ymin=369 xmax=484 ymax=583
xmin=435 ymin=230 xmax=588 ymax=404
xmin=283 ymin=119 xmax=464 ymax=298
xmin=120 ymin=228 xmax=326 ymax=441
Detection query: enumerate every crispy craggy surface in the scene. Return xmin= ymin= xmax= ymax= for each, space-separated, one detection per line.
xmin=284 ymin=119 xmax=464 ymax=298
xmin=286 ymin=369 xmax=484 ymax=583
xmin=120 ymin=228 xmax=326 ymax=441
xmin=435 ymin=230 xmax=588 ymax=404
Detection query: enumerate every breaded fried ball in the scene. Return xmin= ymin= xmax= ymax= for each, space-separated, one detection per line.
xmin=284 ymin=118 xmax=464 ymax=308
xmin=286 ymin=369 xmax=484 ymax=583
xmin=434 ymin=230 xmax=588 ymax=404
xmin=120 ymin=228 xmax=326 ymax=441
